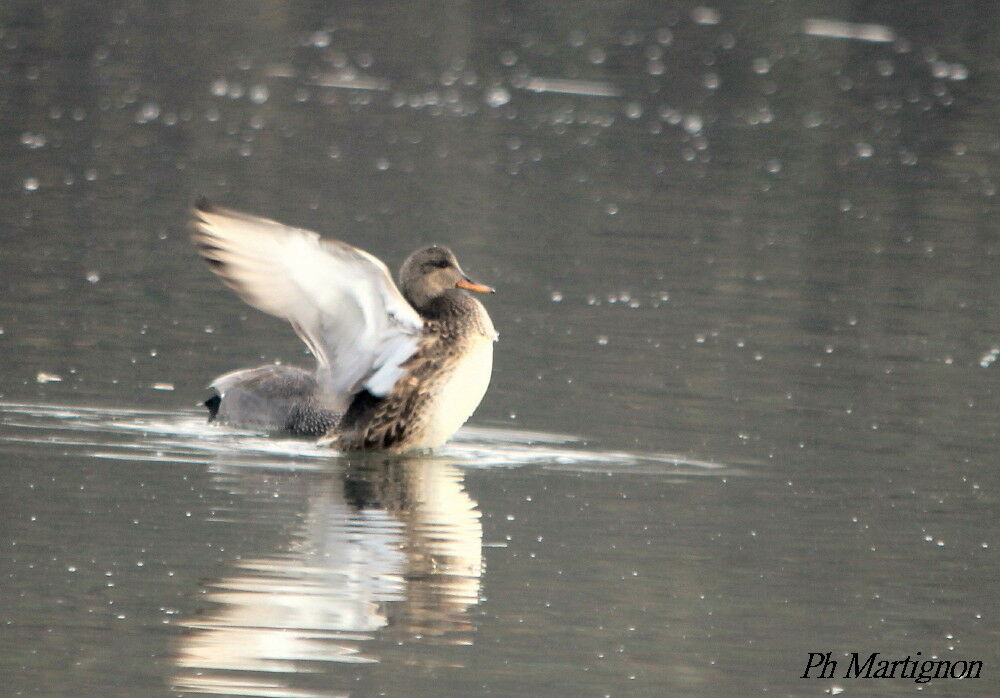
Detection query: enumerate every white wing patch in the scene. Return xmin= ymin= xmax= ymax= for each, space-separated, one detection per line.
xmin=192 ymin=200 xmax=422 ymax=407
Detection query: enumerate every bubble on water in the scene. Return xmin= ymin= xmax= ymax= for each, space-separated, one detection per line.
xmin=86 ymin=272 xmax=100 ymax=283
xmin=605 ymin=202 xmax=619 ymax=215
xmin=309 ymin=31 xmax=331 ymax=48
xmin=597 ymin=335 xmax=609 ymax=346
xmin=691 ymin=6 xmax=721 ymax=25
xmin=375 ymin=157 xmax=390 ymax=171
xmin=620 ymin=30 xmax=640 ymax=47
xmin=36 ymin=372 xmax=62 ymax=383
xmin=484 ymin=86 xmax=510 ymax=107
xmin=931 ymin=60 xmax=949 ymax=79
xmin=899 ymin=149 xmax=917 ymax=166
xmin=625 ymin=102 xmax=642 ymax=119
xmin=765 ymin=158 xmax=782 ymax=174
xmin=948 ymin=63 xmax=968 ymax=80
xmin=979 ymin=347 xmax=999 ymax=368
xmin=659 ymin=106 xmax=682 ymax=124
xmin=550 ymin=291 xmax=563 ymax=302
xmin=136 ymin=102 xmax=160 ymax=123
xmin=587 ymin=47 xmax=606 ymax=65
xmin=23 ymin=177 xmax=39 ymax=191
xmin=656 ymin=28 xmax=673 ymax=45
xmin=152 ymin=383 xmax=174 ymax=391
xmin=228 ymin=83 xmax=244 ymax=99
xmin=210 ymin=78 xmax=227 ymax=97
xmin=249 ymin=85 xmax=269 ymax=104
xmin=683 ymin=113 xmax=703 ymax=134
xmin=855 ymin=142 xmax=874 ymax=158
xmin=568 ymin=30 xmax=586 ymax=47
xmin=21 ymin=131 xmax=46 ymax=149
xmin=500 ymin=50 xmax=518 ymax=67
xmin=647 ymin=60 xmax=665 ymax=76
xmin=876 ymin=59 xmax=894 ymax=77
xmin=752 ymin=57 xmax=771 ymax=75
xmin=701 ymin=73 xmax=719 ymax=90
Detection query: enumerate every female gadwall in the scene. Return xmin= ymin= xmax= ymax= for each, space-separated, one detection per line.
xmin=191 ymin=199 xmax=497 ymax=452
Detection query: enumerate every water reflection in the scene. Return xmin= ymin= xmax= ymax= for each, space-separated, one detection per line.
xmin=172 ymin=456 xmax=482 ymax=696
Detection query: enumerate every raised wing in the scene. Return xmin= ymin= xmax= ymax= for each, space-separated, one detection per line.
xmin=191 ymin=198 xmax=423 ymax=407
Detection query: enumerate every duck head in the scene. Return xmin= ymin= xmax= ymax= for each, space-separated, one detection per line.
xmin=399 ymin=245 xmax=494 ymax=311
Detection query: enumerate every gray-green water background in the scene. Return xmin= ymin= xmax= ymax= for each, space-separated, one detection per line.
xmin=1 ymin=1 xmax=997 ymax=696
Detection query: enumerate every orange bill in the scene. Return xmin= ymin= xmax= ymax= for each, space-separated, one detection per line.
xmin=456 ymin=276 xmax=496 ymax=294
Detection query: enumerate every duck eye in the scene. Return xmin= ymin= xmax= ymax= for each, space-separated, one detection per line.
xmin=433 ymin=259 xmax=450 ymax=269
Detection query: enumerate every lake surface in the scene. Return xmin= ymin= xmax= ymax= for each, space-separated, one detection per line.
xmin=1 ymin=1 xmax=997 ymax=696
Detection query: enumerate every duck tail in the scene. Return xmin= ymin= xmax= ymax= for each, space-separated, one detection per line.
xmin=204 ymin=394 xmax=222 ymax=421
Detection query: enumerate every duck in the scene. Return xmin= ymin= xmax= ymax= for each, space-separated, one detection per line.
xmin=190 ymin=198 xmax=497 ymax=452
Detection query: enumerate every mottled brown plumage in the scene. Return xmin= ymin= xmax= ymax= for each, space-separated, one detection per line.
xmin=332 ymin=293 xmax=495 ymax=451
xmin=191 ymin=200 xmax=497 ymax=452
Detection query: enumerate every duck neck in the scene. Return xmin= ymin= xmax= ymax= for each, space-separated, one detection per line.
xmin=418 ymin=290 xmax=475 ymax=321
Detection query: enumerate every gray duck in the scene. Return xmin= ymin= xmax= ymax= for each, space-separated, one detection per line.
xmin=191 ymin=198 xmax=497 ymax=452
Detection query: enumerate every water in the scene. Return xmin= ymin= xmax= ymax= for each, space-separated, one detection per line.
xmin=1 ymin=1 xmax=997 ymax=696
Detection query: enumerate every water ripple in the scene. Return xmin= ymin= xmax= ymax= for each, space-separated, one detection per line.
xmin=0 ymin=401 xmax=745 ymax=476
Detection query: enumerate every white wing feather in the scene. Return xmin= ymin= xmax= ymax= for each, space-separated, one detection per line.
xmin=191 ymin=200 xmax=422 ymax=407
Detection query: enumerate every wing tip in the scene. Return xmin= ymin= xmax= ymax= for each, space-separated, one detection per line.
xmin=193 ymin=196 xmax=214 ymax=214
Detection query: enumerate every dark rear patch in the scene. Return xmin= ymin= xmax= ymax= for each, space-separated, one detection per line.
xmin=339 ymin=389 xmax=382 ymax=430
xmin=204 ymin=393 xmax=222 ymax=421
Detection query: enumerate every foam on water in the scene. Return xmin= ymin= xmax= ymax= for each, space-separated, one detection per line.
xmin=0 ymin=401 xmax=745 ymax=476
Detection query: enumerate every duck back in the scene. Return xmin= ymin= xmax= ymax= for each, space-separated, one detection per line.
xmin=206 ymin=364 xmax=340 ymax=436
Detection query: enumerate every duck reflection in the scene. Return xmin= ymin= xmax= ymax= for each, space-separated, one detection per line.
xmin=172 ymin=456 xmax=482 ymax=695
